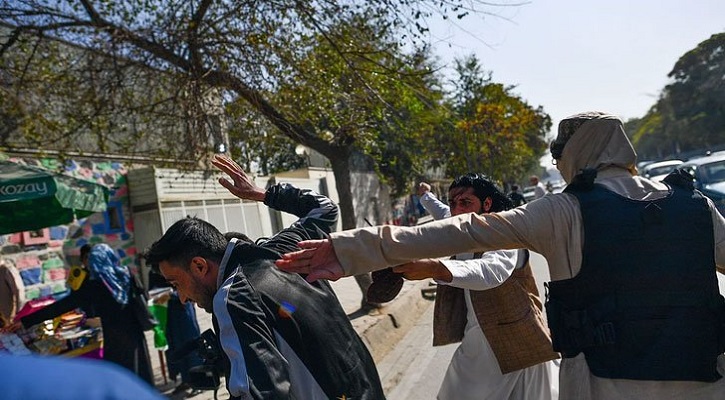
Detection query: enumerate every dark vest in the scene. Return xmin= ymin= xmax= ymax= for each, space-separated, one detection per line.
xmin=546 ymin=182 xmax=725 ymax=382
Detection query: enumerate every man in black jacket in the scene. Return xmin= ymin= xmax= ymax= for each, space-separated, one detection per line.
xmin=144 ymin=154 xmax=383 ymax=400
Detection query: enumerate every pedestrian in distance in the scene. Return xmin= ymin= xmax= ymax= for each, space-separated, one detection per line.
xmin=508 ymin=184 xmax=527 ymax=207
xmin=529 ymin=175 xmax=547 ymax=200
xmin=276 ymin=111 xmax=725 ymax=400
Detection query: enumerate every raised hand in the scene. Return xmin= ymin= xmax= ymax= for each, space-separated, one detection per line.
xmin=275 ymin=239 xmax=345 ymax=282
xmin=211 ymin=154 xmax=266 ymax=202
xmin=393 ymin=259 xmax=452 ymax=282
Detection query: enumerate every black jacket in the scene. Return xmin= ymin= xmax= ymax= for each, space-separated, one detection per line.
xmin=212 ymin=183 xmax=384 ymax=399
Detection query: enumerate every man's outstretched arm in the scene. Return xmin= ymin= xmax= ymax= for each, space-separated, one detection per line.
xmin=275 ymin=239 xmax=344 ymax=282
xmin=263 ymin=183 xmax=338 ymax=235
xmin=213 ymin=154 xmax=338 ymax=247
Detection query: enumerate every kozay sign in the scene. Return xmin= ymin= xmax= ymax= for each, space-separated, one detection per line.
xmin=0 ymin=181 xmax=54 ymax=201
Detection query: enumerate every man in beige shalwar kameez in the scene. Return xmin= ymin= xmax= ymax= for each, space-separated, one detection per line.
xmin=277 ymin=112 xmax=725 ymax=400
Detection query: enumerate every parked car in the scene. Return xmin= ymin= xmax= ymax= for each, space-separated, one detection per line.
xmin=547 ymin=179 xmax=566 ymax=194
xmin=522 ymin=186 xmax=537 ymax=202
xmin=641 ymin=159 xmax=684 ymax=182
xmin=676 ymin=153 xmax=725 ymax=215
xmin=637 ymin=160 xmax=655 ymax=170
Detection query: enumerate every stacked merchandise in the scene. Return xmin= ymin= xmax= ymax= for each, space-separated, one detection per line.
xmin=25 ymin=319 xmax=67 ymax=355
xmin=5 ymin=309 xmax=103 ymax=359
xmin=54 ymin=311 xmax=103 ymax=358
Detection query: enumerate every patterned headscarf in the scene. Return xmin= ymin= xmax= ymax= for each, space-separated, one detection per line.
xmin=87 ymin=244 xmax=131 ymax=305
xmin=550 ymin=111 xmax=611 ymax=160
xmin=551 ymin=112 xmax=637 ymax=183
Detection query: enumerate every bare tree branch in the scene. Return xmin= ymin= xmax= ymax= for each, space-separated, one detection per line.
xmin=188 ymin=0 xmax=213 ymax=75
xmin=77 ymin=0 xmax=191 ymax=72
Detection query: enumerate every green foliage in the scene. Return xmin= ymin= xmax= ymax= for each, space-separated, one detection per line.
xmin=259 ymin=17 xmax=448 ymax=196
xmin=1 ymin=1 xmax=532 ymax=208
xmin=0 ymin=26 xmax=209 ymax=161
xmin=0 ymin=1 xmax=519 ymax=159
xmin=631 ymin=32 xmax=725 ymax=159
xmin=438 ymin=55 xmax=550 ymax=183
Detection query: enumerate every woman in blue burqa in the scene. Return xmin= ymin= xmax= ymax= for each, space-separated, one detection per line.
xmin=19 ymin=243 xmax=154 ymax=384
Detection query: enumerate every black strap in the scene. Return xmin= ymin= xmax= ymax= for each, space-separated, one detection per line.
xmin=663 ymin=169 xmax=695 ymax=190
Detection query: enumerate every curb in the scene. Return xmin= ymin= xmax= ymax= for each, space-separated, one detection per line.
xmin=357 ymin=279 xmax=435 ymax=362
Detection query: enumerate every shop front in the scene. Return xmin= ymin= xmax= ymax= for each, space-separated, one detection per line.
xmin=0 ymin=157 xmax=131 ymax=362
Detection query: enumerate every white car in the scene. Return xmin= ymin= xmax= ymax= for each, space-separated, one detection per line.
xmin=522 ymin=186 xmax=537 ymax=202
xmin=676 ymin=152 xmax=725 ymax=215
xmin=641 ymin=160 xmax=683 ymax=182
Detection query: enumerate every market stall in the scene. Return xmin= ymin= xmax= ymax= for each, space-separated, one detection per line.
xmin=0 ymin=159 xmax=109 ymax=235
xmin=0 ymin=159 xmax=109 ymax=358
xmin=2 ymin=305 xmax=103 ymax=359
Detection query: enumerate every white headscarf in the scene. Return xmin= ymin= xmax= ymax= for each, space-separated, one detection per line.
xmin=553 ymin=112 xmax=638 ymax=183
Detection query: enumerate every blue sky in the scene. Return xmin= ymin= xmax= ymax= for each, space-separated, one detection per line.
xmin=426 ymin=0 xmax=725 ymax=141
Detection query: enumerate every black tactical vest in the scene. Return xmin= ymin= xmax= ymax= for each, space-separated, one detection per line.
xmin=546 ymin=181 xmax=725 ymax=381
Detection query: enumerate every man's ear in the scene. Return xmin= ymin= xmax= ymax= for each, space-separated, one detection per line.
xmin=482 ymin=197 xmax=493 ymax=213
xmin=190 ymin=256 xmax=210 ymax=277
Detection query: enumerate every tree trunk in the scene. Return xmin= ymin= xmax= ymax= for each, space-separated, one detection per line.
xmin=328 ymin=151 xmax=379 ymax=308
xmin=329 ymin=151 xmax=355 ymax=231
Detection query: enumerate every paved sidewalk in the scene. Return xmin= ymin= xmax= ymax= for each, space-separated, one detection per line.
xmin=147 ymin=275 xmax=434 ymax=399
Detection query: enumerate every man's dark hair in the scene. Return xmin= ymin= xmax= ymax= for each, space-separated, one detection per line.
xmin=144 ymin=217 xmax=228 ymax=273
xmin=511 ymin=184 xmax=519 ymax=191
xmin=449 ymin=173 xmax=513 ymax=213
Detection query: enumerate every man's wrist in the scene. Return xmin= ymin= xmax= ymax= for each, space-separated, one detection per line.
xmin=252 ymin=188 xmax=267 ymax=202
xmin=436 ymin=261 xmax=453 ymax=283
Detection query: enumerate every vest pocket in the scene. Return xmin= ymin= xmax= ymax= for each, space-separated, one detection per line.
xmin=496 ymin=306 xmax=534 ymax=326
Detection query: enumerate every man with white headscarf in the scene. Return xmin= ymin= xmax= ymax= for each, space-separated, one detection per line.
xmin=277 ymin=112 xmax=725 ymax=399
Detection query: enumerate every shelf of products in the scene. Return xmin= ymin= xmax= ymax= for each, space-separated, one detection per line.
xmin=0 ymin=310 xmax=103 ymax=359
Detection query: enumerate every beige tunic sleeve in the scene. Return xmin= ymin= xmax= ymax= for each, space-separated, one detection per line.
xmin=332 ymin=184 xmax=725 ymax=280
xmin=331 ymin=193 xmax=585 ymax=281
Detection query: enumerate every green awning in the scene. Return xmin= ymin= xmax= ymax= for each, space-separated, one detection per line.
xmin=0 ymin=160 xmax=109 ymax=234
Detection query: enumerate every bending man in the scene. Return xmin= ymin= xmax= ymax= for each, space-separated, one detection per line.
xmin=145 ymin=155 xmax=383 ymax=400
